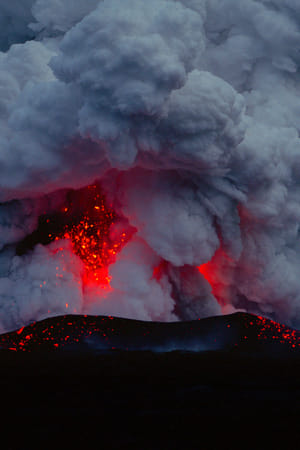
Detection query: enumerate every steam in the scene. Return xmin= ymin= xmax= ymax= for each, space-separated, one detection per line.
xmin=1 ymin=0 xmax=300 ymax=331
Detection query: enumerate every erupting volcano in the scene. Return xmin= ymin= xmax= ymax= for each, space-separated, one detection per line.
xmin=1 ymin=0 xmax=300 ymax=335
xmin=2 ymin=2 xmax=300 ymax=446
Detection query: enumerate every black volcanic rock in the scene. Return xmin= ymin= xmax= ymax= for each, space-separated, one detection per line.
xmin=0 ymin=312 xmax=299 ymax=353
xmin=1 ymin=313 xmax=300 ymax=449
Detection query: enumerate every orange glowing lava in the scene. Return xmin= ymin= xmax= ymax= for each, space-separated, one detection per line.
xmin=53 ymin=184 xmax=132 ymax=287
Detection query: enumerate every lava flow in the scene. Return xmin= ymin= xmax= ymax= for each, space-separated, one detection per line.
xmin=17 ymin=184 xmax=134 ymax=287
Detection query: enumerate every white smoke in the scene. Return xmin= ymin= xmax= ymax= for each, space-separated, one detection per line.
xmin=0 ymin=0 xmax=300 ymax=331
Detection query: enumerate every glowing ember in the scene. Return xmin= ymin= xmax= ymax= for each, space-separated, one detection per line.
xmin=55 ymin=184 xmax=132 ymax=286
xmin=17 ymin=184 xmax=134 ymax=287
xmin=0 ymin=313 xmax=299 ymax=353
xmin=254 ymin=316 xmax=299 ymax=348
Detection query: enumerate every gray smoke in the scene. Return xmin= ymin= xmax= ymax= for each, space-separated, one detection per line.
xmin=0 ymin=0 xmax=300 ymax=332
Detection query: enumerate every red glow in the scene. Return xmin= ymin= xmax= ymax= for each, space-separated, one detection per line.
xmin=198 ymin=247 xmax=234 ymax=303
xmin=198 ymin=261 xmax=215 ymax=287
xmin=254 ymin=315 xmax=299 ymax=346
xmin=152 ymin=260 xmax=168 ymax=282
xmin=49 ymin=184 xmax=133 ymax=287
xmin=1 ymin=313 xmax=299 ymax=352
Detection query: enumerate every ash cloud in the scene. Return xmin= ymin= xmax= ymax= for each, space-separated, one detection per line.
xmin=0 ymin=0 xmax=300 ymax=331
xmin=0 ymin=1 xmax=36 ymax=51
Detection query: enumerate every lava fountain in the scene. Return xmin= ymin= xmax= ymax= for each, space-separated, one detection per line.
xmin=17 ymin=183 xmax=135 ymax=290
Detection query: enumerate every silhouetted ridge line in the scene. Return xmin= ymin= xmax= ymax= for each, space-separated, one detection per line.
xmin=0 ymin=312 xmax=299 ymax=353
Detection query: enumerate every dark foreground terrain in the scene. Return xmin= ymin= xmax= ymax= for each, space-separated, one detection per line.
xmin=1 ymin=313 xmax=300 ymax=449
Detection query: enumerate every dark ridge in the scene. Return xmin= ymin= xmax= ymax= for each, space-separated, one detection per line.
xmin=0 ymin=312 xmax=299 ymax=354
xmin=1 ymin=313 xmax=300 ymax=448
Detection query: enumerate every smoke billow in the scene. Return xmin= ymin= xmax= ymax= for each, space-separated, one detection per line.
xmin=0 ymin=0 xmax=300 ymax=332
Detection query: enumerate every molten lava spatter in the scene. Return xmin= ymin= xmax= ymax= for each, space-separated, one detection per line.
xmin=0 ymin=313 xmax=299 ymax=353
xmin=55 ymin=185 xmax=133 ymax=286
xmin=51 ymin=187 xmax=106 ymax=285
xmin=17 ymin=184 xmax=134 ymax=287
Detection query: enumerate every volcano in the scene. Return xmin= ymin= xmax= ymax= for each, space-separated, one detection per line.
xmin=2 ymin=0 xmax=300 ymax=447
xmin=1 ymin=312 xmax=300 ymax=449
xmin=1 ymin=311 xmax=299 ymax=353
xmin=2 ymin=0 xmax=300 ymax=331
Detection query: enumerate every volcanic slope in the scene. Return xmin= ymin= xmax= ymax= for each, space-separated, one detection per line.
xmin=1 ymin=313 xmax=300 ymax=449
xmin=0 ymin=312 xmax=299 ymax=353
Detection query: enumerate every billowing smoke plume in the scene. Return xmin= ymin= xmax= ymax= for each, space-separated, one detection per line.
xmin=1 ymin=0 xmax=300 ymax=332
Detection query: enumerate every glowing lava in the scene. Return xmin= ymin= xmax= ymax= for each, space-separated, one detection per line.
xmin=54 ymin=184 xmax=133 ymax=287
xmin=16 ymin=184 xmax=134 ymax=288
